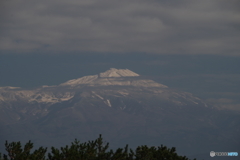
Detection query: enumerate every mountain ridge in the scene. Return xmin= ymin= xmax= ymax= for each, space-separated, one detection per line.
xmin=0 ymin=68 xmax=239 ymax=160
xmin=59 ymin=68 xmax=166 ymax=88
xmin=0 ymin=68 xmax=168 ymax=104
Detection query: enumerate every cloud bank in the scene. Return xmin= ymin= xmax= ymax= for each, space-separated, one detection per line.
xmin=0 ymin=0 xmax=240 ymax=55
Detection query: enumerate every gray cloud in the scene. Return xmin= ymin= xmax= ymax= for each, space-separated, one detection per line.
xmin=0 ymin=0 xmax=240 ymax=55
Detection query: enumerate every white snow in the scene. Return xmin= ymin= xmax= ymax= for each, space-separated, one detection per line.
xmin=0 ymin=86 xmax=21 ymax=90
xmin=58 ymin=68 xmax=168 ymax=88
xmin=92 ymin=91 xmax=104 ymax=100
xmin=60 ymin=75 xmax=98 ymax=86
xmin=99 ymin=68 xmax=139 ymax=77
xmin=118 ymin=91 xmax=129 ymax=96
xmin=106 ymin=99 xmax=112 ymax=107
xmin=95 ymin=94 xmax=104 ymax=100
xmin=60 ymin=68 xmax=139 ymax=86
xmin=60 ymin=92 xmax=75 ymax=101
xmin=0 ymin=68 xmax=170 ymax=104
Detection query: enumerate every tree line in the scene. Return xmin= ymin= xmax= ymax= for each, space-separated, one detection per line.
xmin=0 ymin=135 xmax=196 ymax=160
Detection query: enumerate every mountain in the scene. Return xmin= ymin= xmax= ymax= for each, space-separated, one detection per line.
xmin=0 ymin=68 xmax=239 ymax=159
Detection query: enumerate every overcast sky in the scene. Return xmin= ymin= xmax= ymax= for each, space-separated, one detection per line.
xmin=1 ymin=0 xmax=240 ymax=55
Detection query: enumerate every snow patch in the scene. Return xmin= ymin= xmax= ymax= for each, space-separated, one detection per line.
xmin=95 ymin=94 xmax=104 ymax=100
xmin=106 ymin=99 xmax=112 ymax=107
xmin=60 ymin=75 xmax=98 ymax=86
xmin=99 ymin=68 xmax=139 ymax=77
xmin=58 ymin=68 xmax=168 ymax=88
xmin=92 ymin=91 xmax=104 ymax=100
xmin=118 ymin=91 xmax=129 ymax=96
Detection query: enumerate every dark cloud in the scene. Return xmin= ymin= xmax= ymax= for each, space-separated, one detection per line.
xmin=0 ymin=0 xmax=239 ymax=55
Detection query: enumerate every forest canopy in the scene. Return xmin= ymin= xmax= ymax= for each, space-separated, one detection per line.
xmin=0 ymin=135 xmax=196 ymax=160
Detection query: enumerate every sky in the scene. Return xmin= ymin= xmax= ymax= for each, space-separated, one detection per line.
xmin=0 ymin=0 xmax=240 ymax=111
xmin=1 ymin=0 xmax=240 ymax=55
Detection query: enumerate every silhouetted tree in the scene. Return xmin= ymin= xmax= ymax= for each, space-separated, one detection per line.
xmin=1 ymin=140 xmax=47 ymax=160
xmin=0 ymin=135 xmax=196 ymax=160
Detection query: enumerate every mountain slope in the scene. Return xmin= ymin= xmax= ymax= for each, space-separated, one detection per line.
xmin=0 ymin=68 xmax=239 ymax=159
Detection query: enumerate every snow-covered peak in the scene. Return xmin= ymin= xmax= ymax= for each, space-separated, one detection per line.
xmin=60 ymin=68 xmax=140 ymax=87
xmin=59 ymin=68 xmax=167 ymax=88
xmin=99 ymin=68 xmax=139 ymax=77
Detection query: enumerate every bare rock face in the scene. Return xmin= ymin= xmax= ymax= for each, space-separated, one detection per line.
xmin=0 ymin=69 xmax=239 ymax=159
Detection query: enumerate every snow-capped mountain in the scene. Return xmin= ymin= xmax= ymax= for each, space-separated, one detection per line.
xmin=0 ymin=68 xmax=206 ymax=112
xmin=60 ymin=68 xmax=167 ymax=88
xmin=0 ymin=68 xmax=239 ymax=159
xmin=0 ymin=68 xmax=168 ymax=104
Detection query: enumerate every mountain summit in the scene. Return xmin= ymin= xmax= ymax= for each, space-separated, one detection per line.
xmin=60 ymin=68 xmax=166 ymax=88
xmin=99 ymin=68 xmax=139 ymax=77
